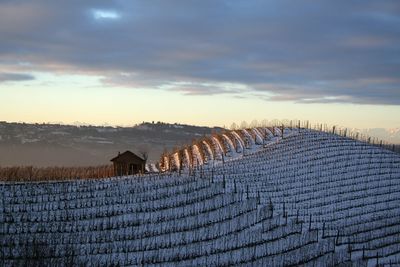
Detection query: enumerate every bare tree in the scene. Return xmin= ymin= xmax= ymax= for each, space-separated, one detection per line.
xmin=138 ymin=144 xmax=149 ymax=163
xmin=240 ymin=121 xmax=248 ymax=129
xmin=250 ymin=119 xmax=259 ymax=128
xmin=230 ymin=122 xmax=238 ymax=130
xmin=140 ymin=151 xmax=149 ymax=162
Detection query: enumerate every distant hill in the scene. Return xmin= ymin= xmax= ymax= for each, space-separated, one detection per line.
xmin=358 ymin=128 xmax=400 ymax=144
xmin=0 ymin=121 xmax=223 ymax=167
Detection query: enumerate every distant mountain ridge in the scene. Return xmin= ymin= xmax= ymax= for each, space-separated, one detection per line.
xmin=0 ymin=121 xmax=223 ymax=167
xmin=355 ymin=128 xmax=400 ymax=144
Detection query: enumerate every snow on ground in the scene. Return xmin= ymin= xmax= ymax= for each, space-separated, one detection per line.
xmin=1 ymin=128 xmax=399 ymax=266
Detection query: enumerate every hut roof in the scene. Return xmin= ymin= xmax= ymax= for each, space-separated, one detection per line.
xmin=110 ymin=151 xmax=145 ymax=164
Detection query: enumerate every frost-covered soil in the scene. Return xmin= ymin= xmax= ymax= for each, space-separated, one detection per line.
xmin=1 ymin=129 xmax=399 ymax=266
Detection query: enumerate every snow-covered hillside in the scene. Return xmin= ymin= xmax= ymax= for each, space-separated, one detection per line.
xmin=1 ymin=128 xmax=399 ymax=266
xmin=208 ymin=129 xmax=400 ymax=265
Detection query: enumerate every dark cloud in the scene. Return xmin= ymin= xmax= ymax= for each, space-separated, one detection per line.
xmin=0 ymin=0 xmax=399 ymax=104
xmin=0 ymin=72 xmax=35 ymax=82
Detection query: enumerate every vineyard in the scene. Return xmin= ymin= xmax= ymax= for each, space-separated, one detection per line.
xmin=1 ymin=125 xmax=400 ymax=266
xmin=159 ymin=121 xmax=397 ymax=172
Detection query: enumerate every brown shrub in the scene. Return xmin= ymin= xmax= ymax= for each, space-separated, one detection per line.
xmin=0 ymin=165 xmax=114 ymax=182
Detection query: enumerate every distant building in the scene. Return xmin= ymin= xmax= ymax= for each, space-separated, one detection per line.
xmin=110 ymin=151 xmax=146 ymax=176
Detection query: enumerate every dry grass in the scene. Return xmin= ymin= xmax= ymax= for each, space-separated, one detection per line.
xmin=0 ymin=165 xmax=114 ymax=182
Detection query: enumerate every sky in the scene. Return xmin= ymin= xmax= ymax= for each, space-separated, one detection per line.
xmin=0 ymin=0 xmax=399 ymax=129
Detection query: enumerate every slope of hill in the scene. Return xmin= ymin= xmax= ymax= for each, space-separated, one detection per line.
xmin=209 ymin=129 xmax=400 ymax=264
xmin=1 ymin=128 xmax=399 ymax=266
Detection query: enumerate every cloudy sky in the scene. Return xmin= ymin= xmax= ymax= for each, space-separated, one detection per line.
xmin=0 ymin=0 xmax=399 ymax=128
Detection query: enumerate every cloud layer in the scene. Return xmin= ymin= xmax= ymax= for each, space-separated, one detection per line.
xmin=0 ymin=0 xmax=399 ymax=104
xmin=0 ymin=72 xmax=35 ymax=82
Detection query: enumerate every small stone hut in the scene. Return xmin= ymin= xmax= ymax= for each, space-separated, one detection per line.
xmin=110 ymin=151 xmax=146 ymax=176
